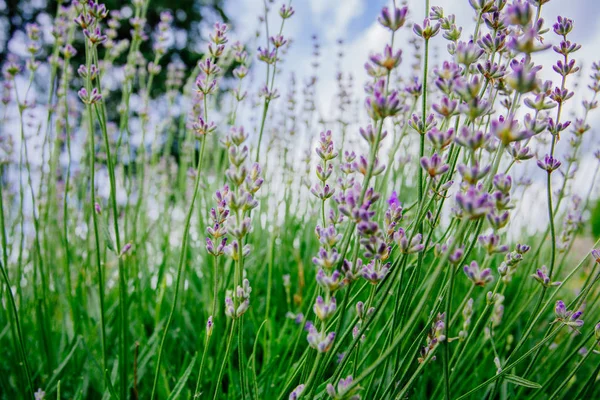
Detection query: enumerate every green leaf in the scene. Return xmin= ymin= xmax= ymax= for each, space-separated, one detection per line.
xmin=47 ymin=337 xmax=81 ymax=393
xmin=504 ymin=374 xmax=541 ymax=389
xmin=100 ymin=218 xmax=116 ymax=253
xmin=167 ymin=353 xmax=197 ymax=400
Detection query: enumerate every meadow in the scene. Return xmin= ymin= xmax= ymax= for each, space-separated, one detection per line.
xmin=1 ymin=0 xmax=600 ymax=399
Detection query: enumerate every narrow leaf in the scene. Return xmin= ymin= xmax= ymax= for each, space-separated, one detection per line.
xmin=504 ymin=374 xmax=541 ymax=389
xmin=167 ymin=353 xmax=197 ymax=400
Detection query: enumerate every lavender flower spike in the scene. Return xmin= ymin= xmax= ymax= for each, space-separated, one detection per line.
xmin=378 ymin=6 xmax=408 ymax=32
xmin=463 ymin=261 xmax=494 ymax=286
xmin=289 ymin=384 xmax=305 ymax=400
xmin=537 ymin=154 xmax=562 ymax=173
xmin=306 ymin=321 xmax=336 ymax=353
xmin=554 ymin=300 xmax=584 ymax=331
xmin=420 ymin=153 xmax=449 ymax=178
xmin=326 ymin=375 xmax=361 ymax=399
xmin=591 ymin=248 xmax=600 ymax=264
xmin=531 ymin=265 xmax=561 ymax=288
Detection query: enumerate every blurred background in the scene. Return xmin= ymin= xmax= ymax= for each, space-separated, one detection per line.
xmin=1 ymin=0 xmax=600 ymax=237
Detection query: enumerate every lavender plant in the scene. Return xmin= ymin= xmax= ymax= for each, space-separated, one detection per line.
xmin=1 ymin=0 xmax=600 ymax=399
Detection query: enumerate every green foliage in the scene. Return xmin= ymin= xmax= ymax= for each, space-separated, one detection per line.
xmin=592 ymin=198 xmax=600 ymax=238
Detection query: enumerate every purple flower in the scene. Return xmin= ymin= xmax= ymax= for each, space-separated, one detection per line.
xmin=34 ymin=389 xmax=45 ymax=400
xmin=314 ymin=296 xmax=337 ymax=321
xmin=270 ymin=34 xmax=288 ymax=48
xmin=509 ymin=142 xmax=534 ymax=161
xmin=507 ymin=28 xmax=551 ymax=54
xmin=432 ymin=97 xmax=459 ymax=119
xmin=378 ymin=6 xmax=408 ymax=31
xmin=316 ymin=269 xmax=345 ymax=292
xmin=359 ymin=124 xmax=388 ymax=145
xmin=537 ymin=154 xmax=562 ymax=173
xmin=369 ymin=44 xmax=402 ymax=71
xmin=393 ymin=228 xmax=424 ymax=254
xmin=487 ymin=211 xmax=510 ymax=230
xmin=388 ymin=191 xmax=400 ymax=209
xmin=83 ymin=27 xmax=107 ymax=45
xmin=491 ymin=115 xmax=535 ymax=145
xmin=206 ymin=316 xmax=214 ymax=336
xmin=506 ymin=59 xmax=541 ymax=93
xmin=210 ymin=22 xmax=228 ymax=45
xmin=554 ymin=300 xmax=584 ymax=331
xmin=435 ymin=239 xmax=464 ymax=264
xmin=458 ymin=163 xmax=491 ymax=185
xmin=493 ymin=174 xmax=512 ymax=194
xmin=455 ymin=186 xmax=494 ymax=219
xmin=206 ymin=237 xmax=227 ymax=256
xmin=311 ymin=183 xmax=336 ymax=200
xmin=257 ymin=46 xmax=277 ymax=64
xmin=505 ymin=0 xmax=533 ymax=26
xmin=342 ymin=259 xmax=363 ymax=282
xmin=421 ymin=153 xmax=449 ymax=178
xmin=312 ymin=247 xmax=340 ymax=270
xmin=326 ymin=375 xmax=360 ymax=400
xmin=478 ymin=234 xmax=509 ymax=255
xmin=427 ymin=127 xmax=454 ymax=150
xmin=553 ymin=16 xmax=573 ymax=37
xmin=455 ymin=40 xmax=484 ymax=66
xmin=531 ymin=265 xmax=561 ymax=288
xmin=463 ymin=261 xmax=494 ymax=286
xmin=78 ymin=87 xmax=102 ymax=104
xmin=365 ymin=88 xmax=402 ymax=119
xmin=360 ymin=260 xmax=390 ymax=284
xmin=289 ymin=384 xmax=305 ymax=400
xmin=413 ymin=18 xmax=441 ymax=39
xmin=279 ymin=5 xmax=295 ymax=19
xmin=306 ymin=321 xmax=336 ymax=353
xmin=408 ymin=113 xmax=437 ymax=135
xmin=516 ymin=244 xmax=531 ymax=254
xmin=592 ymin=249 xmax=600 ymax=264
xmin=454 ymin=126 xmax=487 ymax=150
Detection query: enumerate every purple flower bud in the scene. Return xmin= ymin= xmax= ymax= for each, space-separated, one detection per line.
xmin=378 ymin=6 xmax=408 ymax=31
xmin=360 ymin=260 xmax=390 ymax=284
xmin=119 ymin=243 xmax=132 ymax=257
xmin=455 ymin=186 xmax=494 ymax=219
xmin=393 ymin=228 xmax=425 ymax=254
xmin=206 ymin=316 xmax=214 ymax=336
xmin=455 ymin=40 xmax=484 ymax=66
xmin=289 ymin=384 xmax=305 ymax=400
xmin=413 ymin=18 xmax=441 ymax=39
xmin=506 ymin=58 xmax=541 ymax=93
xmin=326 ymin=375 xmax=359 ymax=399
xmin=279 ymin=5 xmax=295 ymax=19
xmin=427 ymin=127 xmax=454 ymax=150
xmin=458 ymin=163 xmax=491 ymax=185
xmin=592 ymin=249 xmax=600 ymax=264
xmin=421 ymin=153 xmax=449 ymax=178
xmin=314 ymin=296 xmax=337 ymax=321
xmin=537 ymin=154 xmax=562 ymax=173
xmin=491 ymin=115 xmax=535 ymax=145
xmin=369 ymin=44 xmax=402 ymax=71
xmin=463 ymin=261 xmax=494 ymax=286
xmin=505 ymin=0 xmax=533 ymax=26
xmin=555 ymin=300 xmax=567 ymax=319
xmin=531 ymin=265 xmax=561 ymax=288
